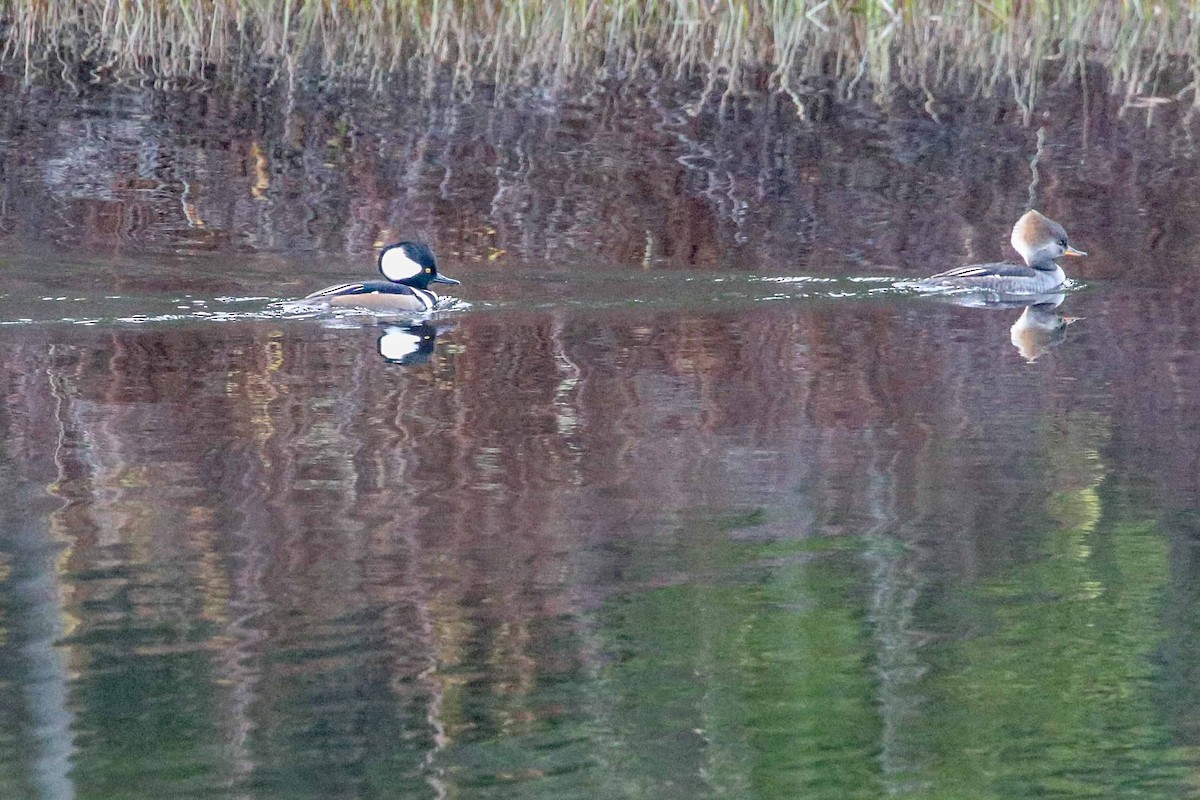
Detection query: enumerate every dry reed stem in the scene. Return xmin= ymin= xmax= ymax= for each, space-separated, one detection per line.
xmin=0 ymin=0 xmax=1196 ymax=111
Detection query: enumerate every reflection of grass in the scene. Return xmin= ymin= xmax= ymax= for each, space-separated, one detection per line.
xmin=4 ymin=1 xmax=1198 ymax=111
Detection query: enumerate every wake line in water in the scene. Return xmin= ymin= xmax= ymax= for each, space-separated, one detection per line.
xmin=0 ymin=294 xmax=474 ymax=327
xmin=0 ymin=278 xmax=917 ymax=326
xmin=0 ymin=274 xmax=1083 ymax=327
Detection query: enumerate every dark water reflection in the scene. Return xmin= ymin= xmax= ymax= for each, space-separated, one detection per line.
xmin=0 ymin=75 xmax=1195 ymax=284
xmin=1 ymin=77 xmax=1200 ymax=798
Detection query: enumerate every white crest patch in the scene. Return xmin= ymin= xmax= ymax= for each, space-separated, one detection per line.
xmin=380 ymin=248 xmax=424 ymax=281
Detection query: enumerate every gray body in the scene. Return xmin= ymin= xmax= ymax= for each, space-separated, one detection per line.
xmin=921 ymin=262 xmax=1066 ymax=294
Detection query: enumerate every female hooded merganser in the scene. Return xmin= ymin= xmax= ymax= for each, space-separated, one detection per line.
xmin=921 ymin=210 xmax=1086 ymax=294
xmin=303 ymin=241 xmax=460 ymax=312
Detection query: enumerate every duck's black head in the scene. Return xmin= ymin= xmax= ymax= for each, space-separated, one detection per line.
xmin=378 ymin=241 xmax=460 ymax=289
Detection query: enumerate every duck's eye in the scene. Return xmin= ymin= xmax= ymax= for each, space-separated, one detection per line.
xmin=425 ymin=268 xmax=432 ymax=273
xmin=1059 ymin=239 xmax=1068 ymax=247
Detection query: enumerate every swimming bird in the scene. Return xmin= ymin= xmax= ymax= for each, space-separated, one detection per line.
xmin=920 ymin=210 xmax=1086 ymax=295
xmin=302 ymin=241 xmax=460 ymax=313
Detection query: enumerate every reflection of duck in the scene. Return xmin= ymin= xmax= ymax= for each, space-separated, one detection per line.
xmin=932 ymin=291 xmax=1082 ymax=361
xmin=921 ymin=210 xmax=1086 ymax=294
xmin=377 ymin=321 xmax=440 ymax=365
xmin=1010 ymin=296 xmax=1081 ymax=362
xmin=303 ymin=242 xmax=460 ymax=312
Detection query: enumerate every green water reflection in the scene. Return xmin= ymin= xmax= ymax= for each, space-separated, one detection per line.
xmin=5 ymin=466 xmax=1192 ymax=798
xmin=1 ymin=286 xmax=1198 ymax=800
xmin=542 ymin=503 xmax=1184 ymax=798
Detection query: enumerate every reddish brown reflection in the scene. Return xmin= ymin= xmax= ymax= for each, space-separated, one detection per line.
xmin=0 ymin=79 xmax=1197 ymax=288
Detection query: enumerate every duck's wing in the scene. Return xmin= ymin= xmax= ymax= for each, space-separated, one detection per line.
xmin=927 ymin=262 xmax=1037 ymax=281
xmin=305 ymin=282 xmax=367 ymax=299
xmin=304 ymin=280 xmax=425 ymax=299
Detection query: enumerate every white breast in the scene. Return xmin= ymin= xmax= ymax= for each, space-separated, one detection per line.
xmin=410 ymin=288 xmax=437 ymax=311
xmin=1034 ymin=266 xmax=1066 ymax=292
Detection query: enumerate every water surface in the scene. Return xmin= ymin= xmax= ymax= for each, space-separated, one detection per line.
xmin=1 ymin=78 xmax=1199 ymax=799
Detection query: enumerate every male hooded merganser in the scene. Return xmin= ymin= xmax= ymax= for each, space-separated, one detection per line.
xmin=921 ymin=210 xmax=1086 ymax=294
xmin=303 ymin=241 xmax=460 ymax=312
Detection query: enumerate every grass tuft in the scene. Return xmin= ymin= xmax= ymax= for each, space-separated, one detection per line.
xmin=1 ymin=0 xmax=1198 ymax=111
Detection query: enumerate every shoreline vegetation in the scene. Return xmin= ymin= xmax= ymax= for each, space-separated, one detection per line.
xmin=2 ymin=1 xmax=1199 ymax=115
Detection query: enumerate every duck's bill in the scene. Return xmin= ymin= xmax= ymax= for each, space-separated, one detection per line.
xmin=1064 ymin=245 xmax=1087 ymax=257
xmin=432 ymin=274 xmax=461 ymax=285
